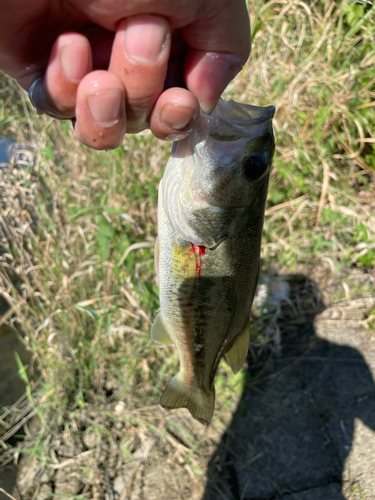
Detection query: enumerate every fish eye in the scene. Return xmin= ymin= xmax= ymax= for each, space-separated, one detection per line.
xmin=243 ymin=155 xmax=268 ymax=181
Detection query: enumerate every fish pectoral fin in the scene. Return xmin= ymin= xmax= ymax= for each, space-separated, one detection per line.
xmin=224 ymin=323 xmax=250 ymax=374
xmin=160 ymin=372 xmax=215 ymax=425
xmin=151 ymin=312 xmax=173 ymax=346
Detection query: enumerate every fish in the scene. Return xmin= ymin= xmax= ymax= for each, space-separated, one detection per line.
xmin=151 ymin=98 xmax=275 ymax=424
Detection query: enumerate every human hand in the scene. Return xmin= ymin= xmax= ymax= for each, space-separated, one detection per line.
xmin=1 ymin=0 xmax=250 ymax=150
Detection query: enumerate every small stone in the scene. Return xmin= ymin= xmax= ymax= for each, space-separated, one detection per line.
xmin=27 ymin=415 xmax=43 ymax=435
xmin=133 ymin=438 xmax=156 ymax=460
xmin=54 ymin=475 xmax=81 ymax=496
xmin=113 ymin=474 xmax=126 ymax=494
xmin=83 ymin=430 xmax=102 ymax=449
xmin=98 ymin=450 xmax=108 ymax=465
xmin=37 ymin=483 xmax=53 ymax=500
xmin=40 ymin=471 xmax=52 ymax=483
xmin=58 ymin=439 xmax=77 ymax=458
xmin=16 ymin=455 xmax=41 ymax=496
xmin=115 ymin=401 xmax=126 ymax=415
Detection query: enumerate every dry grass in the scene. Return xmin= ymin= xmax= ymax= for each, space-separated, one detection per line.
xmin=0 ymin=0 xmax=375 ymax=498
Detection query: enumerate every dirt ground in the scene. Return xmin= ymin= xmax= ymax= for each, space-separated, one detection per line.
xmin=1 ymin=267 xmax=375 ymax=500
xmin=204 ymin=305 xmax=375 ymax=499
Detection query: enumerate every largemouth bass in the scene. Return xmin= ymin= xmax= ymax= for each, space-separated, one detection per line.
xmin=152 ymin=99 xmax=275 ymax=424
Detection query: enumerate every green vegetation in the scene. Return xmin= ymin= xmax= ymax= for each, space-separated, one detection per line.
xmin=0 ymin=0 xmax=374 ymax=497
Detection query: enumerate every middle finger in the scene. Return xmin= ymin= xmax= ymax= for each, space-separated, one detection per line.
xmin=109 ymin=15 xmax=171 ymax=133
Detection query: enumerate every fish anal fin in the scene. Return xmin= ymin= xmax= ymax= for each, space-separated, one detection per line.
xmin=160 ymin=372 xmax=215 ymax=425
xmin=151 ymin=312 xmax=173 ymax=346
xmin=224 ymin=323 xmax=250 ymax=374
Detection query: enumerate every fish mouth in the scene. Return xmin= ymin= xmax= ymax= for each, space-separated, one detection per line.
xmin=208 ymin=100 xmax=276 ymax=141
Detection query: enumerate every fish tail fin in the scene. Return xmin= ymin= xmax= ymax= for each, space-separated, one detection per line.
xmin=160 ymin=372 xmax=215 ymax=425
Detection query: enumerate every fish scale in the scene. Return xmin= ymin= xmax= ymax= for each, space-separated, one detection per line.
xmin=152 ymin=99 xmax=275 ymax=423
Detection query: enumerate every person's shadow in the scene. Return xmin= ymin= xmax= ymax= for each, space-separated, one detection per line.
xmin=203 ymin=273 xmax=375 ymax=500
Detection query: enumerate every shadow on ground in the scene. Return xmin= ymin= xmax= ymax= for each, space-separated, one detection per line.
xmin=203 ymin=273 xmax=375 ymax=500
xmin=0 ymin=295 xmax=31 ymax=499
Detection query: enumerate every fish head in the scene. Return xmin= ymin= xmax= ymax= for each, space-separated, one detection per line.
xmin=161 ymin=99 xmax=275 ymax=248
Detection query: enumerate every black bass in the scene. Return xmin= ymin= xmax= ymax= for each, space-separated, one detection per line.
xmin=152 ymin=99 xmax=275 ymax=423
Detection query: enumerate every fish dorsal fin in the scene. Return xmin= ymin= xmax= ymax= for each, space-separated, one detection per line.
xmin=151 ymin=312 xmax=173 ymax=346
xmin=224 ymin=323 xmax=250 ymax=374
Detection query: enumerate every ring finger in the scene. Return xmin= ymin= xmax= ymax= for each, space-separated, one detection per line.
xmin=29 ymin=33 xmax=92 ymax=119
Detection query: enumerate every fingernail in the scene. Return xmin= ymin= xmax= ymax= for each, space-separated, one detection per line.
xmin=124 ymin=16 xmax=168 ymax=63
xmin=60 ymin=44 xmax=90 ymax=82
xmin=165 ymin=131 xmax=191 ymax=142
xmin=87 ymin=90 xmax=122 ymax=127
xmin=160 ymin=104 xmax=196 ymax=131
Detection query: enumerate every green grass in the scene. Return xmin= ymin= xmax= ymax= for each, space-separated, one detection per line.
xmin=0 ymin=0 xmax=375 ymax=496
